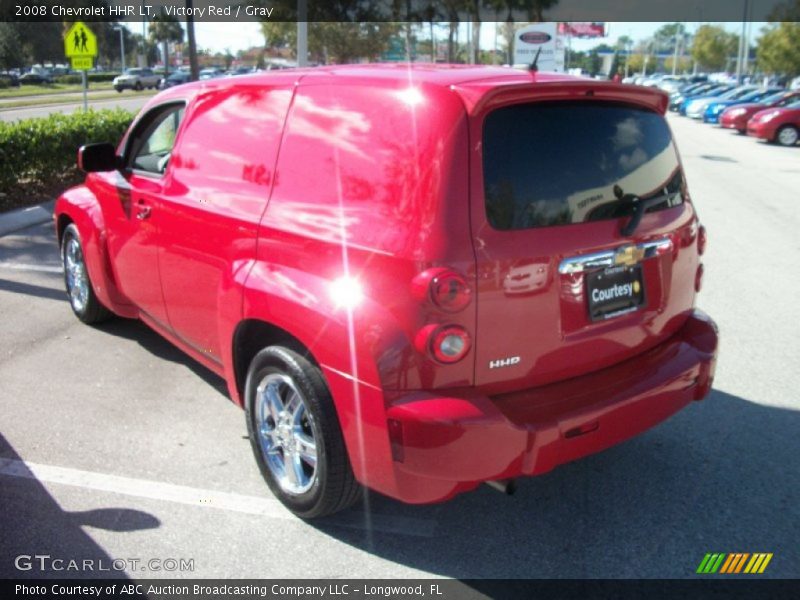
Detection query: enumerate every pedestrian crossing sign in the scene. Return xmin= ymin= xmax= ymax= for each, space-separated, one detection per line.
xmin=64 ymin=22 xmax=97 ymax=58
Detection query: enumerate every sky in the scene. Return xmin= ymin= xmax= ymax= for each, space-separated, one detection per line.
xmin=124 ymin=21 xmax=767 ymax=55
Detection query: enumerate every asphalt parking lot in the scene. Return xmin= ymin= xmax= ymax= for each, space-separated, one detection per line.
xmin=0 ymin=114 xmax=798 ymax=580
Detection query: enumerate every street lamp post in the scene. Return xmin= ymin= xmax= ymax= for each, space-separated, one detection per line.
xmin=113 ymin=25 xmax=126 ymax=72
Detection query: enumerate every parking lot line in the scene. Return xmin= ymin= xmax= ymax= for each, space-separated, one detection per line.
xmin=0 ymin=262 xmax=62 ymax=274
xmin=0 ymin=458 xmax=436 ymax=537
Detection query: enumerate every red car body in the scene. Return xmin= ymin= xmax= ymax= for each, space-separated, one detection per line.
xmin=746 ymin=102 xmax=800 ymax=145
xmin=55 ymin=65 xmax=718 ymax=510
xmin=720 ymin=91 xmax=800 ymax=133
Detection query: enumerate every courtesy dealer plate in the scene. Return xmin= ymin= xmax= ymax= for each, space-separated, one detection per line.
xmin=586 ymin=265 xmax=645 ymax=321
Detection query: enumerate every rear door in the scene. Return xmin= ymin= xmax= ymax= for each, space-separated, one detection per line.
xmin=470 ymin=96 xmax=699 ymax=394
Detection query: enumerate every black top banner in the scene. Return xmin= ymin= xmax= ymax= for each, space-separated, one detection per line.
xmin=1 ymin=0 xmax=797 ymax=23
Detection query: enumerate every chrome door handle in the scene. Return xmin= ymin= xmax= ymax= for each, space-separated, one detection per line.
xmin=136 ymin=205 xmax=151 ymax=220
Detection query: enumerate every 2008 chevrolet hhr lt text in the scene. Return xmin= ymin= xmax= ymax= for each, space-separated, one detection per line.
xmin=55 ymin=65 xmax=719 ymax=518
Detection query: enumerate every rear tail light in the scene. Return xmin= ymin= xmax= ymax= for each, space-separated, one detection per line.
xmin=698 ymin=225 xmax=707 ymax=255
xmin=412 ymin=268 xmax=471 ymax=312
xmin=416 ymin=324 xmax=471 ymax=364
xmin=431 ymin=271 xmax=471 ymax=312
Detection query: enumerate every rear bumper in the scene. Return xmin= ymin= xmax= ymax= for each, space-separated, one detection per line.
xmin=384 ymin=310 xmax=718 ymax=502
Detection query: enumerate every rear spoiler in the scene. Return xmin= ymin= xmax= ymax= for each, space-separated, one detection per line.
xmin=453 ymin=79 xmax=670 ymax=116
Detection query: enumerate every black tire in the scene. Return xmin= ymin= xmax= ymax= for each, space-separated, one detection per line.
xmin=115 ymin=87 xmax=123 ymax=93
xmin=60 ymin=224 xmax=112 ymax=324
xmin=737 ymin=128 xmax=746 ymax=135
xmin=244 ymin=346 xmax=361 ymax=518
xmin=134 ymin=81 xmax=143 ymax=91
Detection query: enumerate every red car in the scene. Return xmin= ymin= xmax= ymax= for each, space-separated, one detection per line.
xmin=720 ymin=90 xmax=800 ymax=134
xmin=746 ymin=99 xmax=800 ymax=146
xmin=55 ymin=65 xmax=718 ymax=518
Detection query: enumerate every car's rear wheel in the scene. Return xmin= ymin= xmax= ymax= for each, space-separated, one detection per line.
xmin=115 ymin=87 xmax=122 ymax=93
xmin=776 ymin=125 xmax=799 ymax=147
xmin=60 ymin=224 xmax=112 ymax=324
xmin=244 ymin=346 xmax=361 ymax=518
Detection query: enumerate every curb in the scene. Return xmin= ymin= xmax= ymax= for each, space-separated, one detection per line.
xmin=0 ymin=200 xmax=54 ymax=237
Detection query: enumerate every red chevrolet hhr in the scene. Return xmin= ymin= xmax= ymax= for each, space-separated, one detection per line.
xmin=55 ymin=65 xmax=718 ymax=518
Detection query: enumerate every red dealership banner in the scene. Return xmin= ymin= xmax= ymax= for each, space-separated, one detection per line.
xmin=557 ymin=22 xmax=606 ymax=38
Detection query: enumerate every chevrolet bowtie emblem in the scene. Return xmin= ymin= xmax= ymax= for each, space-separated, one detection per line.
xmin=614 ymin=245 xmax=645 ymax=267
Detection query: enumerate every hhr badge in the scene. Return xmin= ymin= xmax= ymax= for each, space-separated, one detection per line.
xmin=489 ymin=356 xmax=521 ymax=369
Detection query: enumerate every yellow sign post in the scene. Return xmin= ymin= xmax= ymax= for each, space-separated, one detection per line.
xmin=64 ymin=22 xmax=98 ymax=111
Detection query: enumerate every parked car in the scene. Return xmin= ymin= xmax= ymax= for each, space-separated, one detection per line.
xmin=702 ymin=88 xmax=783 ymax=123
xmin=199 ymin=68 xmax=225 ymax=80
xmin=55 ymin=65 xmax=718 ymax=518
xmin=19 ymin=72 xmax=52 ymax=85
xmin=113 ymin=68 xmax=160 ymax=92
xmin=747 ymin=100 xmax=800 ymax=146
xmin=158 ymin=70 xmax=191 ymax=90
xmin=681 ymin=85 xmax=739 ymax=117
xmin=226 ymin=66 xmax=253 ymax=77
xmin=669 ymin=82 xmax=724 ymax=111
xmin=720 ymin=90 xmax=800 ymax=133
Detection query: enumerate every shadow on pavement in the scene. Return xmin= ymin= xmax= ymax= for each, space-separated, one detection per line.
xmin=0 ymin=277 xmax=66 ymax=302
xmin=312 ymin=389 xmax=799 ymax=579
xmin=97 ymin=319 xmax=229 ymax=397
xmin=0 ymin=433 xmax=158 ymax=579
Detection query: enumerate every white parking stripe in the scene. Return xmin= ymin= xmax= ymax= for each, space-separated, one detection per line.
xmin=0 ymin=262 xmax=63 ymax=274
xmin=0 ymin=458 xmax=435 ymax=537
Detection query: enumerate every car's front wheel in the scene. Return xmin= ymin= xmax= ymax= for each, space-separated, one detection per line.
xmin=776 ymin=125 xmax=799 ymax=147
xmin=244 ymin=346 xmax=361 ymax=518
xmin=60 ymin=224 xmax=111 ymax=324
xmin=134 ymin=81 xmax=143 ymax=91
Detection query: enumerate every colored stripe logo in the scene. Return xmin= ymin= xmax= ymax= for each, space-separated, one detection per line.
xmin=697 ymin=553 xmax=773 ymax=574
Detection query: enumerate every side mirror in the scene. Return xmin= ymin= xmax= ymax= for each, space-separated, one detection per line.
xmin=78 ymin=143 xmax=118 ymax=173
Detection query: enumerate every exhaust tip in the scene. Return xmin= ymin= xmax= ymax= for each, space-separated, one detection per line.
xmin=485 ymin=479 xmax=517 ymax=496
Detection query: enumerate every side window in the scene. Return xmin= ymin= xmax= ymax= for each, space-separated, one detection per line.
xmin=126 ymin=105 xmax=184 ymax=175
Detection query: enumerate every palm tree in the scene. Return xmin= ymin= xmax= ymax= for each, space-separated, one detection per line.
xmin=149 ymin=16 xmax=184 ymax=77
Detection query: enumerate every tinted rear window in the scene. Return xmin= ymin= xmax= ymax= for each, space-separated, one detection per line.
xmin=482 ymin=102 xmax=684 ymax=230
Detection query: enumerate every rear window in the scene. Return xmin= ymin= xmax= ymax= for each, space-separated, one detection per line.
xmin=482 ymin=102 xmax=684 ymax=230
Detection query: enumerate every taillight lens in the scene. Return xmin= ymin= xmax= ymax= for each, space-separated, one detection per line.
xmin=430 ymin=325 xmax=471 ymax=364
xmin=430 ymin=271 xmax=471 ymax=312
xmin=412 ymin=268 xmax=471 ymax=312
xmin=698 ymin=225 xmax=707 ymax=255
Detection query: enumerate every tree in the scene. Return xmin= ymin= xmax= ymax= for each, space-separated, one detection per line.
xmin=768 ymin=0 xmax=800 ymax=20
xmin=664 ymin=56 xmax=692 ymax=74
xmin=691 ymin=25 xmax=738 ymax=72
xmin=757 ymin=22 xmax=800 ymax=77
xmin=261 ymin=21 xmax=398 ymax=64
xmin=626 ymin=54 xmax=654 ymax=75
xmin=149 ymin=16 xmax=184 ymax=75
xmin=261 ymin=22 xmax=295 ymax=51
xmin=0 ymin=23 xmax=24 ymax=70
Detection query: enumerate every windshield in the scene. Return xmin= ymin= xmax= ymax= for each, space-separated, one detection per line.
xmin=483 ymin=102 xmax=684 ymax=230
xmin=124 ymin=69 xmax=142 ymax=76
xmin=736 ymin=90 xmax=768 ymax=102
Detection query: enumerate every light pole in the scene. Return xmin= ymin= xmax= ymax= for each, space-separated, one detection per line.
xmin=297 ymin=0 xmax=308 ymax=67
xmin=113 ymin=25 xmax=126 ymax=72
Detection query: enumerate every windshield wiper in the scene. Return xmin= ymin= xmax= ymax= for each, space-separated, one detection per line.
xmin=614 ymin=185 xmax=676 ymax=237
